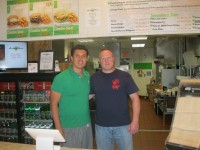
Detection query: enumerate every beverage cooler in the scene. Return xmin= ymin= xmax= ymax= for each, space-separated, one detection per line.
xmin=0 ymin=73 xmax=57 ymax=144
xmin=20 ymin=81 xmax=53 ymax=144
xmin=0 ymin=82 xmax=18 ymax=142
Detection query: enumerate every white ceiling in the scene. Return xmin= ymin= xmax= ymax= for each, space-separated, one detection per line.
xmin=65 ymin=34 xmax=200 ymax=54
xmin=67 ymin=36 xmax=157 ymax=51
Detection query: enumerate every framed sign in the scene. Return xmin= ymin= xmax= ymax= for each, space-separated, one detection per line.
xmin=28 ymin=62 xmax=38 ymax=73
xmin=39 ymin=50 xmax=55 ymax=72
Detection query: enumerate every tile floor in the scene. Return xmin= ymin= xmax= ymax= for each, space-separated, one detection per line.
xmin=133 ymin=98 xmax=172 ymax=150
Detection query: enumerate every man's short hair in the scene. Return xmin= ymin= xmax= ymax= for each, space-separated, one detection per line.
xmin=71 ymin=45 xmax=89 ymax=56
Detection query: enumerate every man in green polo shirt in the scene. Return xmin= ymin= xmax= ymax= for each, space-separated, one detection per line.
xmin=50 ymin=45 xmax=93 ymax=148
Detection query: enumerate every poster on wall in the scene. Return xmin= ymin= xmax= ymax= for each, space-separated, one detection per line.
xmin=39 ymin=50 xmax=54 ymax=72
xmin=6 ymin=0 xmax=79 ymax=38
xmin=7 ymin=1 xmax=29 ymax=38
xmin=29 ymin=0 xmax=53 ymax=37
xmin=86 ymin=8 xmax=100 ymax=27
xmin=53 ymin=0 xmax=79 ymax=35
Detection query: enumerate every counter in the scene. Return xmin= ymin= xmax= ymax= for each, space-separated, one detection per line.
xmin=0 ymin=142 xmax=94 ymax=150
xmin=154 ymin=88 xmax=177 ymax=126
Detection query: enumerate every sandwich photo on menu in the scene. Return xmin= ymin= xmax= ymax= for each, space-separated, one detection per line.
xmin=7 ymin=15 xmax=29 ymax=28
xmin=29 ymin=13 xmax=52 ymax=25
xmin=7 ymin=15 xmax=20 ymax=27
xmin=54 ymin=9 xmax=79 ymax=24
xmin=54 ymin=9 xmax=69 ymax=23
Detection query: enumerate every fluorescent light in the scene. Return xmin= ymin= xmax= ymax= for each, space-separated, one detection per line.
xmin=131 ymin=36 xmax=148 ymax=40
xmin=132 ymin=44 xmax=145 ymax=47
xmin=77 ymin=39 xmax=94 ymax=42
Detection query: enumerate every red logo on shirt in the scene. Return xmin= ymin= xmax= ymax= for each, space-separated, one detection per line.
xmin=112 ymin=78 xmax=120 ymax=90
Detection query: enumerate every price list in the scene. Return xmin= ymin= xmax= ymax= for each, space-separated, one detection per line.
xmin=108 ymin=0 xmax=200 ymax=34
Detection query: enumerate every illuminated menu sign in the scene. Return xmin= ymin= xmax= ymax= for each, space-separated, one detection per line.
xmin=6 ymin=0 xmax=79 ymax=38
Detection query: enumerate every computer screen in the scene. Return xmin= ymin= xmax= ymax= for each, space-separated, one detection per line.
xmin=0 ymin=41 xmax=28 ymax=71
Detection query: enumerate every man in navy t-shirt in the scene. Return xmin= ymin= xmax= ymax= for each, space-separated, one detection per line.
xmin=90 ymin=49 xmax=141 ymax=150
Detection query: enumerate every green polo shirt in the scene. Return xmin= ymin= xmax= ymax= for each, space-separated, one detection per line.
xmin=51 ymin=65 xmax=91 ymax=128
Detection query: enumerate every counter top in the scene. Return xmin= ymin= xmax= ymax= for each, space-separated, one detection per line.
xmin=0 ymin=142 xmax=94 ymax=150
xmin=155 ymin=88 xmax=177 ymax=97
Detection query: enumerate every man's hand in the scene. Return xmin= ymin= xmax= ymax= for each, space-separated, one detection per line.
xmin=128 ymin=121 xmax=139 ymax=134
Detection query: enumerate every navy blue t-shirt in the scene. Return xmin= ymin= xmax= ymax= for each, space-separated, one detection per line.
xmin=90 ymin=69 xmax=139 ymax=127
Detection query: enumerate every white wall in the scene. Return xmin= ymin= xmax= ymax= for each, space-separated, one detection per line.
xmin=130 ymin=48 xmax=155 ymax=96
xmin=0 ymin=1 xmax=7 ymax=41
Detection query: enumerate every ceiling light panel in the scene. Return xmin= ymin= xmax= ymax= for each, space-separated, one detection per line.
xmin=77 ymin=39 xmax=94 ymax=42
xmin=132 ymin=44 xmax=145 ymax=47
xmin=131 ymin=36 xmax=148 ymax=40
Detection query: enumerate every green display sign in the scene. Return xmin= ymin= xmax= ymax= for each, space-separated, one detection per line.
xmin=7 ymin=29 xmax=29 ymax=38
xmin=7 ymin=0 xmax=28 ymax=5
xmin=54 ymin=25 xmax=79 ymax=35
xmin=30 ymin=27 xmax=53 ymax=37
xmin=134 ymin=63 xmax=152 ymax=69
xmin=29 ymin=0 xmax=50 ymax=3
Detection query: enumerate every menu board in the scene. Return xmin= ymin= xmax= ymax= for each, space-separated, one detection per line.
xmin=6 ymin=0 xmax=200 ymax=39
xmin=107 ymin=0 xmax=200 ymax=34
xmin=6 ymin=0 xmax=79 ymax=39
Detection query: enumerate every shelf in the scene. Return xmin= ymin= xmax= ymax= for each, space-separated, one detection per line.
xmin=0 ymin=134 xmax=18 ymax=138
xmin=24 ymin=119 xmax=52 ymax=122
xmin=0 ymin=118 xmax=17 ymax=121
xmin=0 ymin=101 xmax=16 ymax=103
xmin=0 ymin=73 xmax=57 ymax=82
xmin=21 ymin=101 xmax=50 ymax=104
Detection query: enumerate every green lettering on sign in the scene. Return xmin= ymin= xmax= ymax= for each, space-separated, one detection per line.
xmin=7 ymin=29 xmax=29 ymax=39
xmin=30 ymin=27 xmax=53 ymax=37
xmin=54 ymin=25 xmax=79 ymax=35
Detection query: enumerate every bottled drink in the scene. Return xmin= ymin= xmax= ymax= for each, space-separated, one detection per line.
xmin=35 ymin=105 xmax=41 ymax=119
xmin=10 ymin=91 xmax=16 ymax=101
xmin=6 ymin=120 xmax=11 ymax=135
xmin=4 ymin=91 xmax=9 ymax=101
xmin=30 ymin=105 xmax=35 ymax=119
xmin=11 ymin=120 xmax=17 ymax=135
xmin=0 ymin=102 xmax=3 ymax=110
xmin=0 ymin=91 xmax=4 ymax=101
xmin=2 ymin=121 xmax=6 ymax=135
xmin=0 ymin=121 xmax=3 ymax=134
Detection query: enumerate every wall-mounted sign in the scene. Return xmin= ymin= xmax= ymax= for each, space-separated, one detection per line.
xmin=39 ymin=50 xmax=55 ymax=72
xmin=28 ymin=62 xmax=38 ymax=73
xmin=6 ymin=0 xmax=79 ymax=38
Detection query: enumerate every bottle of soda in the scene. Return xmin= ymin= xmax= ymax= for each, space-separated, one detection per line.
xmin=11 ymin=120 xmax=17 ymax=136
xmin=6 ymin=120 xmax=11 ymax=135
xmin=0 ymin=121 xmax=3 ymax=134
xmin=2 ymin=121 xmax=6 ymax=135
